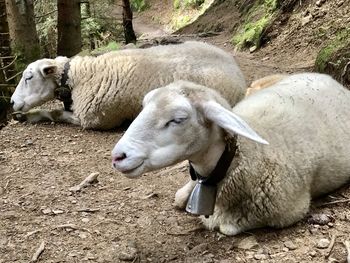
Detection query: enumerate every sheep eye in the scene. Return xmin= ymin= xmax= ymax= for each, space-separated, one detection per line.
xmin=165 ymin=117 xmax=187 ymax=127
xmin=24 ymin=74 xmax=33 ymax=84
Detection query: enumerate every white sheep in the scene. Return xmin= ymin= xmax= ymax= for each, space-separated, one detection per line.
xmin=111 ymin=73 xmax=350 ymax=235
xmin=10 ymin=41 xmax=246 ymax=130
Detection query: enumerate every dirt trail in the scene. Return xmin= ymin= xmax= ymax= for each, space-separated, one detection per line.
xmin=1 ymin=7 xmax=350 ymax=263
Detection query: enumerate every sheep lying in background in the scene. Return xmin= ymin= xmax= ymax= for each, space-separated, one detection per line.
xmin=10 ymin=41 xmax=246 ymax=130
xmin=111 ymin=73 xmax=350 ymax=235
xmin=245 ymin=73 xmax=286 ymax=96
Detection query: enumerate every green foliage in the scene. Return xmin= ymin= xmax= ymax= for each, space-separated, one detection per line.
xmin=92 ymin=41 xmax=121 ymax=54
xmin=172 ymin=15 xmax=192 ymax=30
xmin=131 ymin=0 xmax=149 ymax=12
xmin=232 ymin=15 xmax=270 ymax=48
xmin=232 ymin=0 xmax=278 ymax=50
xmin=174 ymin=0 xmax=205 ymax=9
xmin=171 ymin=0 xmax=211 ymax=30
xmin=315 ymin=28 xmax=350 ymax=72
xmin=34 ymin=0 xmax=124 ymax=57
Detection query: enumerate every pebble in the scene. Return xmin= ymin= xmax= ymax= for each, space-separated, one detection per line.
xmin=308 ymin=213 xmax=333 ymax=225
xmin=81 ymin=218 xmax=90 ymax=223
xmin=234 ymin=236 xmax=259 ymax=250
xmin=118 ymin=245 xmax=138 ymax=261
xmin=309 ymin=250 xmax=317 ymax=257
xmin=316 ymin=238 xmax=330 ymax=249
xmin=254 ymin=254 xmax=267 ymax=260
xmin=42 ymin=208 xmax=52 ymax=215
xmin=190 ymin=243 xmax=209 ymax=254
xmin=284 ymin=240 xmax=298 ymax=250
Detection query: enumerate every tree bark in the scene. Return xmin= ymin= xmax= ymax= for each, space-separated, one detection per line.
xmin=5 ymin=0 xmax=40 ymax=67
xmin=122 ymin=0 xmax=136 ymax=44
xmin=0 ymin=0 xmax=13 ymax=127
xmin=57 ymin=0 xmax=82 ymax=57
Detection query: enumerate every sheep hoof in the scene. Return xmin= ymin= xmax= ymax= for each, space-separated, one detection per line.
xmin=174 ymin=190 xmax=190 ymax=210
xmin=219 ymin=224 xmax=243 ymax=236
xmin=12 ymin=112 xmax=27 ymax=122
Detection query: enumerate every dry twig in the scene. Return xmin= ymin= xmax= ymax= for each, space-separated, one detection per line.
xmin=77 ymin=208 xmax=100 ymax=213
xmin=319 ymin=198 xmax=350 ymax=207
xmin=52 ymin=223 xmax=91 ymax=233
xmin=325 ymin=234 xmax=336 ymax=259
xmin=31 ymin=241 xmax=45 ymax=262
xmin=25 ymin=229 xmax=42 ymax=239
xmin=69 ymin=172 xmax=99 ymax=192
xmin=344 ymin=240 xmax=350 ymax=263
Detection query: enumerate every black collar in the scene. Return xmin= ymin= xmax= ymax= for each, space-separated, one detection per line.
xmin=55 ymin=61 xmax=73 ymax=112
xmin=189 ymin=135 xmax=238 ymax=186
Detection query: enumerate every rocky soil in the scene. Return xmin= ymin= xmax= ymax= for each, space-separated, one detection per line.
xmin=1 ymin=1 xmax=350 ymax=262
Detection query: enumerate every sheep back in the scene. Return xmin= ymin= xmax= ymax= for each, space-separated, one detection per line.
xmin=69 ymin=41 xmax=246 ymax=129
xmin=211 ymin=73 xmax=350 ymax=229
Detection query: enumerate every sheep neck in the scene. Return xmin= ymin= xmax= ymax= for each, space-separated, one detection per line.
xmin=189 ymin=135 xmax=237 ymax=184
xmin=54 ymin=61 xmax=73 ymax=111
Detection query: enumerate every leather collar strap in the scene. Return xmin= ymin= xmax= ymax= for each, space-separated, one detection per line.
xmin=189 ymin=135 xmax=238 ymax=186
xmin=55 ymin=61 xmax=73 ymax=111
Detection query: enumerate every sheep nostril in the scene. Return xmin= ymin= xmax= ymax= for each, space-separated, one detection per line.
xmin=114 ymin=152 xmax=127 ymax=162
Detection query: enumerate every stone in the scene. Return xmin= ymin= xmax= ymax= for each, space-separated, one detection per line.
xmin=254 ymin=254 xmax=267 ymax=260
xmin=234 ymin=236 xmax=259 ymax=250
xmin=284 ymin=240 xmax=298 ymax=250
xmin=316 ymin=238 xmax=330 ymax=249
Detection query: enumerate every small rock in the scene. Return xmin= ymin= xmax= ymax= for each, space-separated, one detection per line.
xmin=42 ymin=208 xmax=52 ymax=215
xmin=337 ymin=0 xmax=344 ymax=6
xmin=309 ymin=250 xmax=317 ymax=257
xmin=81 ymin=218 xmax=90 ymax=223
xmin=26 ymin=139 xmax=33 ymax=145
xmin=79 ymin=232 xmax=88 ymax=239
xmin=118 ymin=243 xmax=138 ymax=261
xmin=52 ymin=209 xmax=64 ymax=215
xmin=284 ymin=240 xmax=297 ymax=250
xmin=249 ymin=46 xmax=257 ymax=53
xmin=316 ymin=238 xmax=330 ymax=249
xmin=301 ymin=14 xmax=312 ymax=26
xmin=190 ymin=243 xmax=209 ymax=254
xmin=234 ymin=236 xmax=259 ymax=250
xmin=327 ymin=222 xmax=334 ymax=227
xmin=254 ymin=254 xmax=267 ymax=260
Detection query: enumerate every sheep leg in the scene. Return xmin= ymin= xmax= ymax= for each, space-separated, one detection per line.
xmin=174 ymin=180 xmax=197 ymax=209
xmin=13 ymin=109 xmax=80 ymax=126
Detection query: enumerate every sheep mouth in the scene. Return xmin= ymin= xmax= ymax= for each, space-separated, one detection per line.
xmin=119 ymin=161 xmax=145 ymax=177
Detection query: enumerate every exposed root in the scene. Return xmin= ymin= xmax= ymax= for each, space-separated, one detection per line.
xmin=31 ymin=241 xmax=45 ymax=262
xmin=69 ymin=172 xmax=99 ymax=192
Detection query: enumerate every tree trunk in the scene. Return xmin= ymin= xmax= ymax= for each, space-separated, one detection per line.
xmin=0 ymin=0 xmax=14 ymax=127
xmin=57 ymin=0 xmax=82 ymax=57
xmin=122 ymin=0 xmax=136 ymax=44
xmin=5 ymin=0 xmax=40 ymax=68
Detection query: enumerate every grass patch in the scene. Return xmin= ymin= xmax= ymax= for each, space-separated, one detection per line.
xmin=315 ymin=28 xmax=350 ymax=72
xmin=232 ymin=0 xmax=278 ymax=50
xmin=78 ymin=41 xmax=121 ymax=56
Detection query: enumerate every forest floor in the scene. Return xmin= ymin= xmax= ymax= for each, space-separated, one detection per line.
xmin=1 ymin=1 xmax=350 ymax=262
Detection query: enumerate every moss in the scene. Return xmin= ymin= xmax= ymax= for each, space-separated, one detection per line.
xmin=315 ymin=28 xmax=350 ymax=72
xmin=172 ymin=15 xmax=192 ymax=30
xmin=232 ymin=15 xmax=271 ymax=48
xmin=231 ymin=0 xmax=278 ymax=50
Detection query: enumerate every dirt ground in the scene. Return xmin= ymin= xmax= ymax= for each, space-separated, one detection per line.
xmin=1 ymin=1 xmax=350 ymax=262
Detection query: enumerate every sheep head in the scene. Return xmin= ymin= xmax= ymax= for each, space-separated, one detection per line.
xmin=111 ymin=80 xmax=268 ymax=178
xmin=11 ymin=57 xmax=67 ymax=112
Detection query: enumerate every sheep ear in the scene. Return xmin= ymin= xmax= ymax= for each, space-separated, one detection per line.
xmin=40 ymin=64 xmax=57 ymax=77
xmin=202 ymin=101 xmax=269 ymax=145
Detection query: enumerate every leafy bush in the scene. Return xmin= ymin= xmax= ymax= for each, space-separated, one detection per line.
xmin=174 ymin=0 xmax=205 ymax=9
xmin=131 ymin=0 xmax=149 ymax=12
